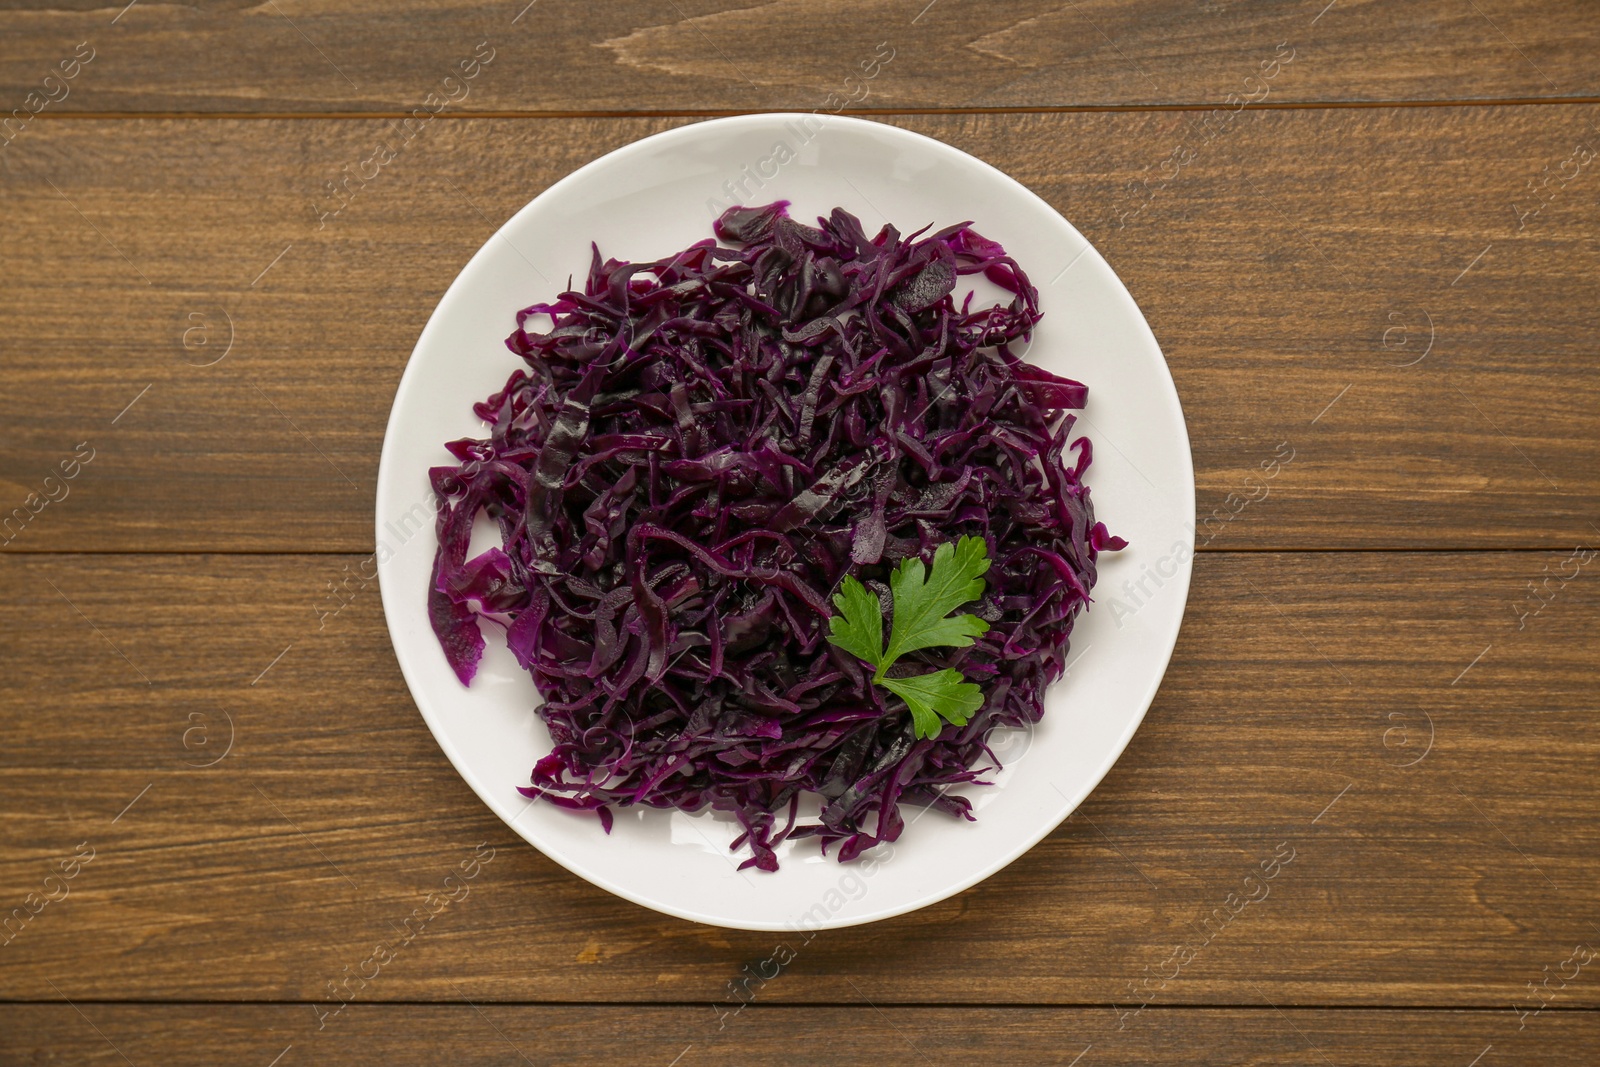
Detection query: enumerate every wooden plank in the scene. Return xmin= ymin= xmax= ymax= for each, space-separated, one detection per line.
xmin=1 ymin=1 xmax=1597 ymax=115
xmin=1 ymin=1005 xmax=1595 ymax=1066
xmin=1 ymin=108 xmax=1597 ymax=553
xmin=1 ymin=550 xmax=1596 ymax=1004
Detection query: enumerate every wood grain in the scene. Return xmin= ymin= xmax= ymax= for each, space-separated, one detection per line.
xmin=2 ymin=108 xmax=1598 ymax=553
xmin=1 ymin=1 xmax=1598 ymax=114
xmin=2 ymin=550 xmax=1595 ymax=1004
xmin=2 ymin=1005 xmax=1595 ymax=1066
xmin=4 ymin=9 xmax=1599 ymax=1058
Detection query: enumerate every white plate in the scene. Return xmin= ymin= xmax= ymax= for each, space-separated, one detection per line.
xmin=377 ymin=114 xmax=1193 ymax=931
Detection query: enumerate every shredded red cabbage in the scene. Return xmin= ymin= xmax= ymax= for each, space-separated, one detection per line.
xmin=428 ymin=202 xmax=1124 ymax=871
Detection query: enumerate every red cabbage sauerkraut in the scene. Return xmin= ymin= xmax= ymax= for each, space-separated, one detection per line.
xmin=428 ymin=202 xmax=1123 ymax=870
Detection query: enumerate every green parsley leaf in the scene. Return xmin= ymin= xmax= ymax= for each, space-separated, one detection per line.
xmin=880 ymin=670 xmax=985 ymax=740
xmin=827 ymin=575 xmax=886 ymax=671
xmin=881 ymin=535 xmax=992 ymax=673
xmin=825 ymin=535 xmax=992 ymax=740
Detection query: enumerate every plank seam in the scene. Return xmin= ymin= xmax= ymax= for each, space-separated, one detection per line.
xmin=18 ymin=97 xmax=1600 ymax=121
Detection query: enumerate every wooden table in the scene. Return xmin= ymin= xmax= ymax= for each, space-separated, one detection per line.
xmin=4 ymin=3 xmax=1599 ymax=1063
